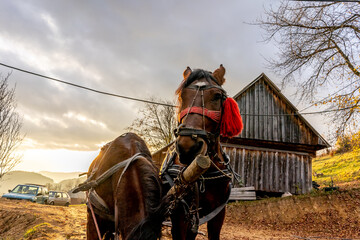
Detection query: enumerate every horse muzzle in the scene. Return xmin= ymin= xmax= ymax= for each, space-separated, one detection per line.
xmin=175 ymin=135 xmax=208 ymax=165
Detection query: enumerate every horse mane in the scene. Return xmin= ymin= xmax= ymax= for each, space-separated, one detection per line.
xmin=124 ymin=133 xmax=159 ymax=212
xmin=174 ymin=69 xmax=221 ymax=116
xmin=127 ymin=193 xmax=171 ymax=240
xmin=121 ymin=133 xmax=165 ymax=240
xmin=137 ymin=155 xmax=162 ymax=213
xmin=175 ymin=69 xmax=219 ymax=96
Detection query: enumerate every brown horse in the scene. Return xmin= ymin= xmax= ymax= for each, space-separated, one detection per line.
xmin=81 ymin=133 xmax=166 ymax=240
xmin=160 ymin=65 xmax=243 ymax=240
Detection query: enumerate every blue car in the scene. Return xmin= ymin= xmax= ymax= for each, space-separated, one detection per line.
xmin=2 ymin=184 xmax=49 ymax=204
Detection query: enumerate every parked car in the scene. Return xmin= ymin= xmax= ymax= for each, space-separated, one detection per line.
xmin=48 ymin=191 xmax=71 ymax=206
xmin=2 ymin=184 xmax=49 ymax=204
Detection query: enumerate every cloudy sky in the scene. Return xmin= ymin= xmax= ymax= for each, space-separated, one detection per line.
xmin=0 ymin=0 xmax=328 ymax=172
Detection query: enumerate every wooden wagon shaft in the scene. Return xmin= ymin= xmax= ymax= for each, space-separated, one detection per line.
xmin=167 ymin=154 xmax=211 ymax=196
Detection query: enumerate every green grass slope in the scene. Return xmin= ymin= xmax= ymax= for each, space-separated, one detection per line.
xmin=312 ymin=150 xmax=360 ymax=186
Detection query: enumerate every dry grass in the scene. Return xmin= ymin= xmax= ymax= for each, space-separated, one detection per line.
xmin=313 ymin=150 xmax=360 ymax=187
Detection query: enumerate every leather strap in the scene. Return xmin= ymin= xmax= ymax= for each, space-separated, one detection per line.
xmin=86 ymin=191 xmax=102 ymax=240
xmin=75 ymin=152 xmax=150 ymax=239
xmin=174 ymin=127 xmax=217 ymax=144
xmin=179 ymin=107 xmax=221 ymax=123
xmin=185 ymin=83 xmax=225 ymax=92
xmin=73 ymin=153 xmax=145 ymax=193
xmin=114 ymin=155 xmax=148 ymax=236
xmin=199 ymin=185 xmax=231 ymax=225
xmin=88 ymin=189 xmax=114 ymax=222
xmin=161 ymin=162 xmax=232 ymax=226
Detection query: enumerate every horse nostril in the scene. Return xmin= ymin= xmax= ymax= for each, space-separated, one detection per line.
xmin=176 ymin=137 xmax=206 ymax=164
xmin=197 ymin=139 xmax=203 ymax=151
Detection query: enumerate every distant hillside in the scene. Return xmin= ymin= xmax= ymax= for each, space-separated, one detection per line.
xmin=39 ymin=171 xmax=84 ymax=183
xmin=313 ymin=150 xmax=360 ymax=186
xmin=0 ymin=171 xmax=54 ymax=195
xmin=48 ymin=176 xmax=87 ymax=192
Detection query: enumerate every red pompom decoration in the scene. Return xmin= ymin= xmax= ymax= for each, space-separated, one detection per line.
xmin=220 ymin=97 xmax=243 ymax=138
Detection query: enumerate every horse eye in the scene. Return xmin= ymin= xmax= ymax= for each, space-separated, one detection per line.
xmin=212 ymin=93 xmax=222 ymax=101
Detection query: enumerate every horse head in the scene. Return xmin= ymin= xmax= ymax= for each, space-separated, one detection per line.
xmin=174 ymin=65 xmax=243 ymax=165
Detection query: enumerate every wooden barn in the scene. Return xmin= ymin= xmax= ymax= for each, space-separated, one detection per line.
xmin=222 ymin=73 xmax=329 ymax=194
xmin=152 ymin=73 xmax=330 ymax=195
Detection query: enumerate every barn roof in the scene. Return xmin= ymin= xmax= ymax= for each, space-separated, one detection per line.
xmin=232 ymin=73 xmax=330 ymax=149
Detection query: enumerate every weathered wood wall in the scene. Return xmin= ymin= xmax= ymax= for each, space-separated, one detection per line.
xmin=223 ymin=144 xmax=312 ymax=194
xmin=153 ymin=142 xmax=313 ymax=195
xmin=152 ymin=148 xmax=166 ymax=169
xmin=235 ymin=78 xmax=326 ymax=147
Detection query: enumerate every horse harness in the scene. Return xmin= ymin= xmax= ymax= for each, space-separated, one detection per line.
xmin=161 ymin=73 xmax=242 ymax=231
xmin=72 ymin=152 xmax=148 ymax=239
xmin=160 ymin=143 xmax=239 ymax=228
xmin=175 ymin=79 xmax=227 ymax=146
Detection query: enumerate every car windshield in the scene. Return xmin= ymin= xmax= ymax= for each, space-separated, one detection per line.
xmin=12 ymin=185 xmax=39 ymax=195
xmin=49 ymin=191 xmax=55 ymax=197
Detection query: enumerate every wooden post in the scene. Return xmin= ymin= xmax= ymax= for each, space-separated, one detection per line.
xmin=167 ymin=155 xmax=211 ymax=196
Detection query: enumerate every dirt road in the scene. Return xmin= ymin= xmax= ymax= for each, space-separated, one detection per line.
xmin=1 ymin=187 xmax=360 ymax=239
xmin=0 ymin=199 xmax=86 ymax=239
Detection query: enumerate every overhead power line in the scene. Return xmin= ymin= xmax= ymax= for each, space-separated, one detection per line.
xmin=241 ymin=106 xmax=356 ymax=116
xmin=0 ymin=62 xmax=356 ymax=116
xmin=0 ymin=62 xmax=176 ymax=108
xmin=292 ymin=0 xmax=360 ymax=2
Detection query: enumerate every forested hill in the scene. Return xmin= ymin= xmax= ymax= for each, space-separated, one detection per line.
xmin=0 ymin=171 xmax=53 ymax=194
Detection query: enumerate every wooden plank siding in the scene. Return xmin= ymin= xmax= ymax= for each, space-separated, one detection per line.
xmin=223 ymin=144 xmax=312 ymax=194
xmin=153 ymin=144 xmax=311 ymax=194
xmin=230 ymin=187 xmax=256 ymax=201
xmin=235 ymin=77 xmax=328 ymax=147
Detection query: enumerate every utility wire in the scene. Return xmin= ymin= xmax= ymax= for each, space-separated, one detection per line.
xmin=241 ymin=106 xmax=356 ymax=116
xmin=0 ymin=62 xmax=357 ymax=116
xmin=0 ymin=62 xmax=176 ymax=108
xmin=292 ymin=0 xmax=360 ymax=2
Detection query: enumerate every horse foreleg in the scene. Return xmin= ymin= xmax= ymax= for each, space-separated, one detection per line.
xmin=87 ymin=208 xmax=100 ymax=240
xmin=170 ymin=207 xmax=198 ymax=240
xmin=206 ymin=207 xmax=226 ymax=240
xmin=87 ymin=208 xmax=114 ymax=240
xmin=170 ymin=212 xmax=188 ymax=240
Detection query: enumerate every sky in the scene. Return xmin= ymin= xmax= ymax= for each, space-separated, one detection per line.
xmin=0 ymin=0 xmax=329 ymax=173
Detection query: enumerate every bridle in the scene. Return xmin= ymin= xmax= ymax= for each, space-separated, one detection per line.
xmin=174 ymin=76 xmax=227 ymax=147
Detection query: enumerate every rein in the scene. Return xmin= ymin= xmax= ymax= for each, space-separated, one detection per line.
xmin=179 ymin=107 xmax=221 ymax=123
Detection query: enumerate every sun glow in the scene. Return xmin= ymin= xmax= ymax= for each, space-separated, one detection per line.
xmin=14 ymin=148 xmax=99 ymax=172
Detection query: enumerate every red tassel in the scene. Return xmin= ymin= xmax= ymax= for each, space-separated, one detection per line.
xmin=220 ymin=98 xmax=243 ymax=138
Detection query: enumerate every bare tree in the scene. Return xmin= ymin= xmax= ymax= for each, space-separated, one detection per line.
xmin=127 ymin=98 xmax=177 ymax=152
xmin=0 ymin=74 xmax=23 ymax=180
xmin=259 ymin=1 xmax=360 ymax=132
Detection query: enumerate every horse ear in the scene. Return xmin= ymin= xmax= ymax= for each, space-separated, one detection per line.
xmin=183 ymin=66 xmax=192 ymax=79
xmin=212 ymin=64 xmax=226 ymax=85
